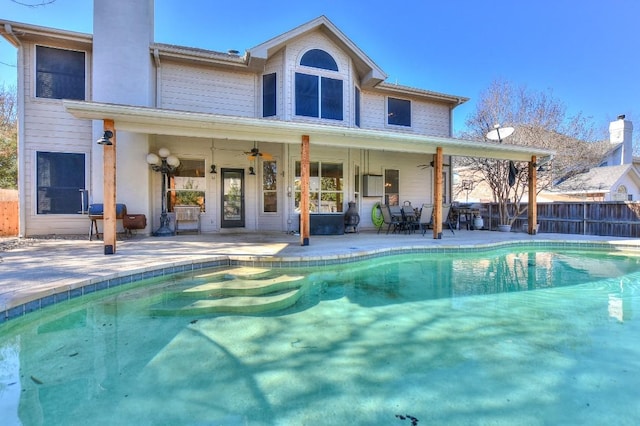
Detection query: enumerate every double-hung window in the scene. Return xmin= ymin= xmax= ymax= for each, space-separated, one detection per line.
xmin=262 ymin=73 xmax=276 ymax=117
xmin=36 ymin=151 xmax=86 ymax=214
xmin=387 ymin=97 xmax=411 ymax=127
xmin=263 ymin=160 xmax=278 ymax=213
xmin=295 ymin=49 xmax=343 ymax=121
xmin=167 ymin=159 xmax=206 ymax=212
xmin=294 ymin=161 xmax=344 ymax=213
xmin=35 ymin=45 xmax=86 ymax=100
xmin=384 ymin=169 xmax=399 ymax=206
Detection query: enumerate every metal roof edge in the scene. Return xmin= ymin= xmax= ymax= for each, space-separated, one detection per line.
xmin=0 ymin=19 xmax=92 ymax=46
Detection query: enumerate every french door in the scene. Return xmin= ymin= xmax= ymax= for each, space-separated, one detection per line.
xmin=221 ymin=168 xmax=245 ymax=228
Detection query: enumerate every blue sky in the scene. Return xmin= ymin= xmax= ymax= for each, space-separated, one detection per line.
xmin=1 ymin=0 xmax=638 ymax=136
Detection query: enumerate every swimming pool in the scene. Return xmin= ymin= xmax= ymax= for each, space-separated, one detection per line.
xmin=1 ymin=247 xmax=639 ymax=425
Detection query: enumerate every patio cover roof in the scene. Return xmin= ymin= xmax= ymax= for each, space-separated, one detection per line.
xmin=64 ymin=100 xmax=553 ymax=162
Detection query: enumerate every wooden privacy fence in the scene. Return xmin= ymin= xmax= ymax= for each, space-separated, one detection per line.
xmin=0 ymin=189 xmax=19 ymax=237
xmin=480 ymin=201 xmax=640 ymax=238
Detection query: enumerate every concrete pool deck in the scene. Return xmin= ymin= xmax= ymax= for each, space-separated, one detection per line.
xmin=2 ymin=229 xmax=640 ymax=323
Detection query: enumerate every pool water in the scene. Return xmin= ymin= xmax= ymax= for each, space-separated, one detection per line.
xmin=1 ymin=248 xmax=640 ymax=425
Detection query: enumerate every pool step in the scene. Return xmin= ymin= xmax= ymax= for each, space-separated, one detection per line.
xmin=159 ymin=266 xmax=274 ymax=290
xmin=180 ymin=274 xmax=305 ymax=297
xmin=194 ymin=266 xmax=272 ymax=280
xmin=149 ymin=272 xmax=306 ymax=316
xmin=150 ymin=288 xmax=304 ymax=316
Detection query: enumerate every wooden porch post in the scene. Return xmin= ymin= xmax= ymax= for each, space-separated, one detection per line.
xmin=528 ymin=155 xmax=538 ymax=235
xmin=103 ymin=119 xmax=117 ymax=254
xmin=300 ymin=135 xmax=310 ymax=246
xmin=433 ymin=147 xmax=443 ymax=239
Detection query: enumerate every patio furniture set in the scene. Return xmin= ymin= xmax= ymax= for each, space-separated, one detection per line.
xmin=377 ymin=202 xmax=463 ymax=235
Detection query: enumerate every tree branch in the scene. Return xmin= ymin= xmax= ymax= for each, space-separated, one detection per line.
xmin=10 ymin=0 xmax=56 ymax=7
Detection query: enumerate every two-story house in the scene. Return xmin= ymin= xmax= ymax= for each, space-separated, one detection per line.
xmin=1 ymin=0 xmax=549 ymax=250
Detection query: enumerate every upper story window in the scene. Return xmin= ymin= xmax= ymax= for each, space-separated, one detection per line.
xmin=300 ymin=49 xmax=338 ymax=71
xmin=262 ymin=73 xmax=276 ymax=117
xmin=387 ymin=97 xmax=411 ymax=127
xmin=36 ymin=45 xmax=85 ymax=100
xmin=295 ymin=49 xmax=343 ymax=121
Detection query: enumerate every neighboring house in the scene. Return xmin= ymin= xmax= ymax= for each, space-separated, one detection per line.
xmin=453 ymin=117 xmax=638 ymax=204
xmin=552 ymin=117 xmax=639 ymax=201
xmin=0 ymin=0 xmax=549 ymax=242
xmin=552 ymin=164 xmax=640 ymax=201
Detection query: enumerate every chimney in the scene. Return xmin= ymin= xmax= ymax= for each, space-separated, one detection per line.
xmin=609 ymin=115 xmax=634 ymax=165
xmin=93 ymin=0 xmax=155 ymax=107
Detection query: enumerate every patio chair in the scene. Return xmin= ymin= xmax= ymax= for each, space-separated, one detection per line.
xmin=419 ymin=204 xmax=434 ymax=235
xmin=378 ymin=204 xmax=402 ymax=234
xmin=389 ymin=205 xmax=405 ymax=232
xmin=402 ymin=201 xmax=417 ymax=233
xmin=442 ymin=204 xmax=455 ymax=235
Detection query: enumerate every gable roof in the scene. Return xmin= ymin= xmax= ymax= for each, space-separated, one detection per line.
xmin=553 ymin=164 xmax=640 ymax=194
xmin=247 ymin=15 xmax=386 ymax=88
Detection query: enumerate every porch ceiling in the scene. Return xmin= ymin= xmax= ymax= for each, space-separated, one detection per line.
xmin=64 ymin=100 xmax=553 ymax=162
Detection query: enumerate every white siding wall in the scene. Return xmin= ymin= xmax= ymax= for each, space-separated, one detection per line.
xmin=160 ymin=62 xmax=256 ymax=117
xmin=20 ymin=43 xmax=94 ymax=236
xmin=412 ymin=102 xmax=451 ymax=137
xmin=360 ymin=91 xmax=386 ymax=131
xmin=361 ymin=90 xmax=451 ymax=136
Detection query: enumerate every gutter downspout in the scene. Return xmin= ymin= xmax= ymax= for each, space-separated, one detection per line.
xmin=153 ymin=48 xmax=161 ymax=108
xmin=449 ymin=104 xmax=455 ymax=138
xmin=4 ymin=24 xmax=26 ymax=237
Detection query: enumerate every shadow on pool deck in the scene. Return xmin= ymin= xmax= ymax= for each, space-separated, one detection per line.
xmin=1 ymin=229 xmax=639 ymax=322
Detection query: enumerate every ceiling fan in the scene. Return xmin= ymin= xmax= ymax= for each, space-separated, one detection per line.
xmin=244 ymin=144 xmax=273 ymax=161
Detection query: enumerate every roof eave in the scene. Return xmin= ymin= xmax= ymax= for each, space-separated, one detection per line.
xmin=151 ymin=43 xmax=247 ymax=70
xmin=63 ymin=100 xmax=552 ymax=161
xmin=373 ymin=82 xmax=469 ymax=106
xmin=0 ymin=20 xmax=92 ymax=49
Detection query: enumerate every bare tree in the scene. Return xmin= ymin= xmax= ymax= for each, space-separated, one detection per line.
xmin=0 ymin=84 xmax=18 ymax=189
xmin=458 ymin=79 xmax=607 ymax=227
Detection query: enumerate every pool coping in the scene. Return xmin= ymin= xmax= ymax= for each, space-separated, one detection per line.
xmin=2 ymin=238 xmax=640 ymax=324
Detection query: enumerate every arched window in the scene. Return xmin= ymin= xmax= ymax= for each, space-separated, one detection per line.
xmin=295 ymin=49 xmax=343 ymax=120
xmin=300 ymin=49 xmax=338 ymax=71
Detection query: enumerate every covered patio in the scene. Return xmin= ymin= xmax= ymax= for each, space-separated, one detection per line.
xmin=63 ymin=100 xmax=553 ymax=255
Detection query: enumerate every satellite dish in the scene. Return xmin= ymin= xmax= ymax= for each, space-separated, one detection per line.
xmin=486 ymin=126 xmax=515 ymax=142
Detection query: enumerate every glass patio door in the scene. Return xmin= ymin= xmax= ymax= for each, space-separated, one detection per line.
xmin=221 ymin=168 xmax=245 ymax=228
